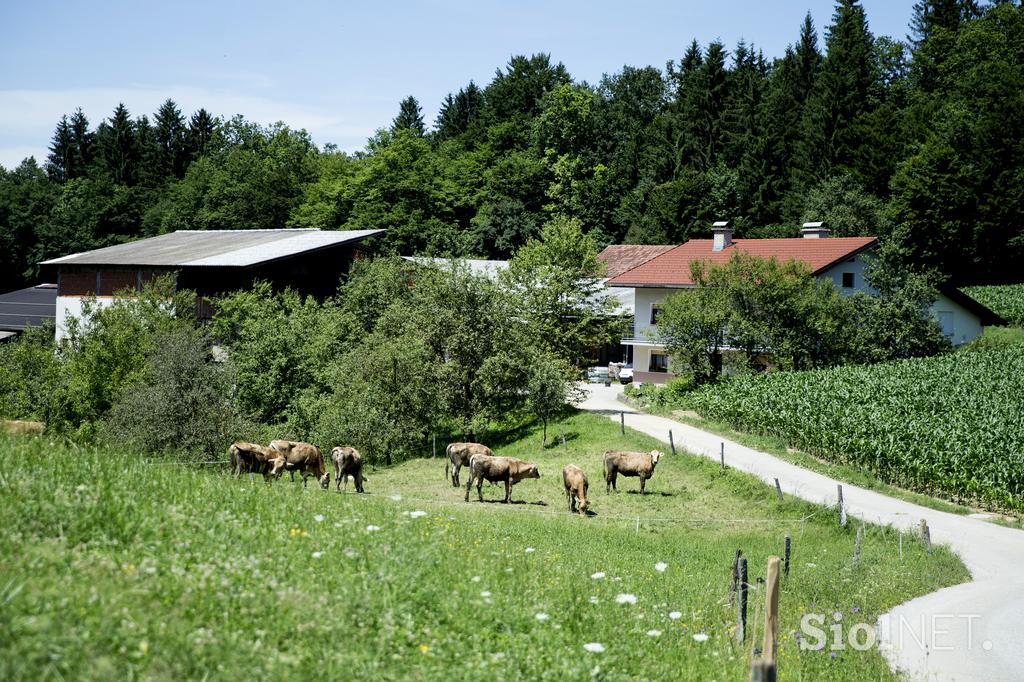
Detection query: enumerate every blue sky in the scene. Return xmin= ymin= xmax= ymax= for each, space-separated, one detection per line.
xmin=0 ymin=0 xmax=917 ymax=170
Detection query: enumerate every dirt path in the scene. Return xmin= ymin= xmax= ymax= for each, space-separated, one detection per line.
xmin=579 ymin=383 xmax=1024 ymax=682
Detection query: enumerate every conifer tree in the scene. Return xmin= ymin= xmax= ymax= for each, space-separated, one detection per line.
xmin=392 ymin=95 xmax=425 ymax=135
xmin=794 ymin=0 xmax=876 ymax=188
xmin=186 ymin=108 xmax=217 ymax=160
xmin=69 ymin=108 xmax=94 ymax=178
xmin=155 ymin=99 xmax=188 ymax=178
xmin=45 ymin=116 xmax=74 ymax=182
xmin=96 ymin=103 xmax=138 ymax=185
xmin=134 ymin=114 xmax=162 ymax=187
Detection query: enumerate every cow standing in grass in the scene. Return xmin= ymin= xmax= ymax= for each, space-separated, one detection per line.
xmin=464 ymin=454 xmax=540 ymax=503
xmin=604 ymin=450 xmax=663 ymax=494
xmin=445 ymin=442 xmax=493 ymax=487
xmin=562 ymin=464 xmax=590 ymax=516
xmin=268 ymin=440 xmax=330 ymax=489
xmin=331 ymin=446 xmax=366 ymax=493
xmin=229 ymin=442 xmax=278 ymax=481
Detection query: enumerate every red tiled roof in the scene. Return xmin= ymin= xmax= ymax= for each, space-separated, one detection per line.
xmin=597 ymin=245 xmax=676 ymax=279
xmin=607 ymin=237 xmax=878 ymax=287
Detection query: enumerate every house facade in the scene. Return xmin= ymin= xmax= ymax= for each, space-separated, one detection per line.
xmin=606 ymin=223 xmax=1001 ymax=384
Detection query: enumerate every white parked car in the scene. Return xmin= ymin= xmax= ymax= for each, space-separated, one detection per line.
xmin=618 ymin=364 xmax=634 ymax=384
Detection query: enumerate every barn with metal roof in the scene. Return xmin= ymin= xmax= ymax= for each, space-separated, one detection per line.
xmin=38 ymin=228 xmax=383 ymax=339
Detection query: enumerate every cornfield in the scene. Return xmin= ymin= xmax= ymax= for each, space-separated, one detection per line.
xmin=689 ymin=347 xmax=1024 ymax=511
xmin=962 ymin=284 xmax=1024 ymax=326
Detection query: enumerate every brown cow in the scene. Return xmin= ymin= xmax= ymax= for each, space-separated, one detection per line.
xmin=604 ymin=450 xmax=663 ymax=494
xmin=464 ymin=454 xmax=540 ymax=504
xmin=331 ymin=446 xmax=366 ymax=493
xmin=268 ymin=440 xmax=330 ymax=489
xmin=562 ymin=464 xmax=590 ymax=516
xmin=228 ymin=441 xmax=277 ymax=480
xmin=1 ymin=420 xmax=45 ymax=437
xmin=445 ymin=442 xmax=493 ymax=487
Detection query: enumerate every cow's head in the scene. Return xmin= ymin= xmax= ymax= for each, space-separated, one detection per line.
xmin=527 ymin=464 xmax=540 ymax=479
xmin=578 ymin=497 xmax=590 ymax=513
xmin=650 ymin=450 xmax=664 ymax=465
xmin=319 ymin=472 xmax=331 ymax=490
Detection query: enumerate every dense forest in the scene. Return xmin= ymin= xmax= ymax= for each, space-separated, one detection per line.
xmin=2 ymin=0 xmax=1022 ymax=293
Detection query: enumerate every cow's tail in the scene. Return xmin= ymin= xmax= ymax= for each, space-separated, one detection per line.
xmin=444 ymin=444 xmax=452 ymax=480
xmin=228 ymin=444 xmax=238 ymax=474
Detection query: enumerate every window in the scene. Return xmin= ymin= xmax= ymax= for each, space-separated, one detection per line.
xmin=842 ymin=272 xmax=855 ymax=288
xmin=649 ymin=353 xmax=669 ymax=373
xmin=650 ymin=304 xmax=663 ymax=325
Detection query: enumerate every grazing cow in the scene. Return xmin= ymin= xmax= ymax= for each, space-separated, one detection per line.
xmin=1 ymin=420 xmax=45 ymax=437
xmin=228 ymin=441 xmax=277 ymax=480
xmin=464 ymin=454 xmax=540 ymax=504
xmin=562 ymin=464 xmax=590 ymax=516
xmin=331 ymin=446 xmax=366 ymax=493
xmin=604 ymin=450 xmax=663 ymax=494
xmin=268 ymin=440 xmax=330 ymax=489
xmin=445 ymin=442 xmax=493 ymax=487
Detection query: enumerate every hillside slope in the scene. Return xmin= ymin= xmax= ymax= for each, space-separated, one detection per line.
xmin=0 ymin=414 xmax=966 ymax=680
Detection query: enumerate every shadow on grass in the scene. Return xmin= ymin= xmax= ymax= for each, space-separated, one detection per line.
xmin=541 ymin=432 xmax=580 ymax=449
xmin=473 ymin=499 xmax=550 ymax=506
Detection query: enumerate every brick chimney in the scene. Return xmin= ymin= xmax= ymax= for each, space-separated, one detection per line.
xmin=801 ymin=221 xmax=830 ymax=239
xmin=712 ymin=221 xmax=733 ymax=252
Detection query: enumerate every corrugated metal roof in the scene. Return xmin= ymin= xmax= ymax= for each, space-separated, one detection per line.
xmin=40 ymin=229 xmax=384 ymax=268
xmin=0 ymin=284 xmax=57 ymax=331
xmin=402 ymin=257 xmax=509 ymax=279
xmin=607 ymin=237 xmax=878 ymax=287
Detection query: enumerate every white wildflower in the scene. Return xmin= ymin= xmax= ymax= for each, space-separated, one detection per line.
xmin=311 ymin=551 xmax=323 ymax=559
xmin=655 ymin=562 xmax=668 ymax=572
xmin=535 ymin=612 xmax=549 ymax=622
xmin=669 ymin=611 xmax=682 ymax=620
xmin=615 ymin=593 xmax=638 ymax=605
xmin=646 ymin=629 xmax=662 ymax=637
xmin=525 ymin=547 xmax=535 ymax=553
xmin=590 ymin=571 xmax=606 ymax=580
xmin=583 ymin=642 xmax=605 ymax=653
xmin=404 ymin=510 xmax=427 ymax=518
xmin=692 ymin=633 xmax=709 ymax=642
xmin=471 ymin=575 xmax=481 ymax=583
xmin=313 ymin=514 xmax=324 ymax=523
xmin=480 ymin=591 xmax=491 ymax=598
xmin=589 ymin=596 xmax=600 ymax=604
xmin=389 ymin=494 xmax=402 ymax=501
xmin=365 ymin=525 xmax=381 ymax=532
xmin=806 ymin=562 xmax=817 ymax=568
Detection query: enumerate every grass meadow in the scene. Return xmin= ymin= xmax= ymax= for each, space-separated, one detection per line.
xmin=0 ymin=412 xmax=968 ymax=680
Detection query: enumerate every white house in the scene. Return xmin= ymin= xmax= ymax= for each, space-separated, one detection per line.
xmin=605 ymin=222 xmax=1003 ymax=384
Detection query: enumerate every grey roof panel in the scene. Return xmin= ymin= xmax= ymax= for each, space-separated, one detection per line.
xmin=40 ymin=229 xmax=383 ymax=268
xmin=0 ymin=284 xmax=57 ymax=331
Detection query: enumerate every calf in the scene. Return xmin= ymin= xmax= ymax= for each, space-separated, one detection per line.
xmin=268 ymin=439 xmax=330 ymax=489
xmin=331 ymin=446 xmax=366 ymax=493
xmin=562 ymin=464 xmax=590 ymax=516
xmin=604 ymin=450 xmax=663 ymax=494
xmin=445 ymin=442 xmax=493 ymax=487
xmin=228 ymin=441 xmax=277 ymax=480
xmin=464 ymin=454 xmax=540 ymax=504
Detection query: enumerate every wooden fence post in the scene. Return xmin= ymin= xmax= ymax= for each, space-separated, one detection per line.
xmin=737 ymin=556 xmax=749 ymax=644
xmin=774 ymin=478 xmax=783 ymax=502
xmin=837 ymin=484 xmax=847 ymax=527
xmin=899 ymin=530 xmax=904 ymax=560
xmin=730 ymin=549 xmax=742 ymax=603
xmin=432 ymin=434 xmax=436 ymax=459
xmin=720 ymin=442 xmax=726 ymax=470
xmin=920 ymin=519 xmax=931 ymax=555
xmin=669 ymin=430 xmax=676 ymax=456
xmin=620 ymin=410 xmax=625 ymax=435
xmin=749 ymin=659 xmax=777 ymax=682
xmin=854 ymin=525 xmax=863 ymax=567
xmin=783 ymin=536 xmax=791 ymax=580
xmin=763 ymin=556 xmax=781 ymax=663
xmin=560 ymin=424 xmax=567 ymax=451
